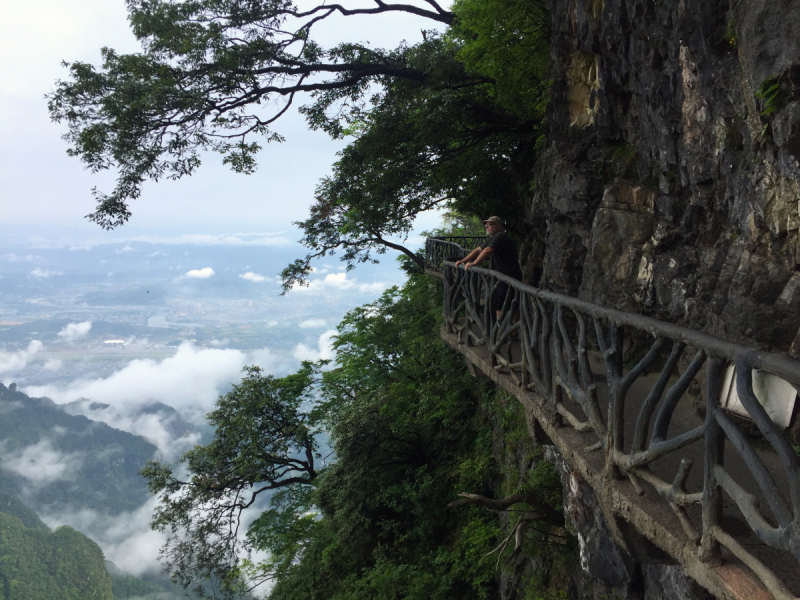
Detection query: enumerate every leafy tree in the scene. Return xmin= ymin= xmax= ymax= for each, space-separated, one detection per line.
xmin=49 ymin=0 xmax=550 ymax=286
xmin=281 ymin=36 xmax=539 ymax=290
xmin=449 ymin=0 xmax=550 ymax=118
xmin=47 ymin=0 xmax=455 ymax=229
xmin=142 ymin=364 xmax=322 ymax=597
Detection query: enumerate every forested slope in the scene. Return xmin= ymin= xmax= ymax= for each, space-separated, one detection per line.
xmin=0 ymin=512 xmax=112 ymax=600
xmin=143 ymin=271 xmax=576 ymax=600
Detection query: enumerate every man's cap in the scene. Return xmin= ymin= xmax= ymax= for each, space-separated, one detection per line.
xmin=482 ymin=216 xmax=504 ymax=225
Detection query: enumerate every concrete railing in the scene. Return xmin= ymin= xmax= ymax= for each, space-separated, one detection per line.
xmin=426 ymin=237 xmax=800 ymax=600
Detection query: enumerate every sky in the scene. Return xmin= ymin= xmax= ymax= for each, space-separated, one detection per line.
xmin=0 ymin=0 xmax=448 ymax=240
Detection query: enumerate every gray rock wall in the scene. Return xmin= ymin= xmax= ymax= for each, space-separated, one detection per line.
xmin=544 ymin=445 xmax=712 ymax=600
xmin=531 ymin=0 xmax=800 ymax=354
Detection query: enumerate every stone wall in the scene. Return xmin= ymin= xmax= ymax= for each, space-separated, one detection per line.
xmin=530 ymin=0 xmax=800 ymax=354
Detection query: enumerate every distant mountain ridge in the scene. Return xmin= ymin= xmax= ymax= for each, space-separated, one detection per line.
xmin=0 ymin=383 xmax=203 ymax=598
xmin=0 ymin=383 xmax=155 ymax=515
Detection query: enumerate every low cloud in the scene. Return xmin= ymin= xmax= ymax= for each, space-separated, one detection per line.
xmin=1 ymin=254 xmax=37 ymax=262
xmin=43 ymin=359 xmax=63 ymax=371
xmin=58 ymin=321 xmax=92 ymax=342
xmin=290 ymin=272 xmax=393 ymax=295
xmin=63 ymin=399 xmax=202 ymax=463
xmin=115 ymin=245 xmax=137 ymax=254
xmin=299 ymin=319 xmax=327 ymax=329
xmin=358 ymin=281 xmax=392 ymax=294
xmin=293 ymin=330 xmax=337 ymax=362
xmin=1 ymin=439 xmax=82 ymax=483
xmin=42 ymin=491 xmax=266 ymax=577
xmin=184 ymin=267 xmax=214 ymax=279
xmin=63 ymin=233 xmax=291 ymax=251
xmin=23 ymin=343 xmax=287 ymax=427
xmin=30 ymin=268 xmax=62 ymax=278
xmin=0 ymin=340 xmax=43 ymax=373
xmin=240 ymin=271 xmax=266 ymax=282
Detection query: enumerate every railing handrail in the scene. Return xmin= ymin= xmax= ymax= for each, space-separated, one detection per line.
xmin=428 ymin=235 xmax=800 ymax=600
xmin=443 ymin=259 xmax=800 ymax=387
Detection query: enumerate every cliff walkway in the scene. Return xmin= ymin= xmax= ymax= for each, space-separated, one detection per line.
xmin=425 ymin=236 xmax=800 ymax=600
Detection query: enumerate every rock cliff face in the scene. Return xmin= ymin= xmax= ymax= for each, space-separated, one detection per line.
xmin=531 ymin=0 xmax=800 ymax=354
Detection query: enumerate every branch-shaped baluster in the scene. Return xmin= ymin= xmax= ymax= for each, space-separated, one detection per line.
xmin=651 ymin=350 xmax=706 ymax=443
xmin=481 ymin=273 xmax=492 ymax=346
xmin=618 ymin=336 xmax=664 ymax=402
xmin=537 ymin=299 xmax=552 ymax=394
xmin=734 ymin=356 xmax=800 ymax=524
xmin=462 ymin=270 xmax=485 ymax=343
xmin=595 ymin=319 xmax=623 ymax=384
xmin=606 ymin=335 xmax=664 ymax=455
xmin=595 ymin=319 xmax=624 ymax=471
xmin=714 ymin=408 xmax=793 ymax=529
xmin=712 ymin=466 xmax=791 ymax=551
xmin=491 ymin=286 xmax=519 ymax=351
xmin=622 ymin=425 xmax=705 ymax=468
xmin=661 ymin=457 xmax=702 ymax=543
xmin=557 ymin=306 xmax=579 ymax=384
xmin=700 ymin=357 xmax=724 ymax=565
xmin=520 ymin=294 xmax=546 ymax=394
xmin=553 ymin=308 xmax=586 ymax=405
xmin=576 ymin=312 xmax=606 ymax=436
xmin=632 ymin=341 xmax=685 ymax=453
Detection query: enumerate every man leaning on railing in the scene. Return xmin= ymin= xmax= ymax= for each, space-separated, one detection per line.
xmin=454 ymin=216 xmax=523 ymax=319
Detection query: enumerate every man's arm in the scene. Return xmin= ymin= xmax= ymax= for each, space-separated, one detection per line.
xmin=463 ymin=246 xmax=493 ymax=270
xmin=454 ymin=247 xmax=482 ymax=268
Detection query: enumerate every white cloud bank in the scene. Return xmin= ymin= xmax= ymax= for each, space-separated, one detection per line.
xmin=290 ymin=272 xmax=393 ymax=295
xmin=43 ymin=359 xmax=63 ymax=371
xmin=67 ymin=232 xmax=291 ymax=251
xmin=293 ymin=330 xmax=337 ymax=362
xmin=184 ymin=267 xmax=214 ymax=279
xmin=0 ymin=340 xmax=43 ymax=374
xmin=30 ymin=268 xmax=62 ymax=278
xmin=239 ymin=271 xmax=266 ymax=282
xmin=23 ymin=343 xmax=285 ymax=428
xmin=1 ymin=439 xmax=82 ymax=484
xmin=1 ymin=254 xmax=37 ymax=262
xmin=299 ymin=318 xmax=327 ymax=329
xmin=58 ymin=321 xmax=92 ymax=342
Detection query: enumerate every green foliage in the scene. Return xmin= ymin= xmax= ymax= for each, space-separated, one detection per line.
xmin=108 ymin=565 xmax=194 ymax=600
xmin=0 ymin=513 xmax=112 ymax=600
xmin=755 ymin=75 xmax=790 ymax=140
xmin=47 ymin=0 xmax=454 ymax=228
xmin=109 ymin=571 xmax=165 ymax=599
xmin=142 ymin=363 xmax=323 ymax=597
xmin=724 ymin=13 xmax=738 ymax=48
xmin=449 ymin=0 xmax=550 ymax=119
xmin=265 ymin=274 xmax=503 ymax=600
xmin=0 ymin=493 xmax=49 ymax=532
xmin=756 ymin=76 xmax=784 ymax=117
xmin=49 ymin=0 xmax=550 ymax=285
xmin=281 ymin=35 xmax=541 ymax=290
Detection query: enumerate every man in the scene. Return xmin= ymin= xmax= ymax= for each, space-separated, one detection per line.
xmin=454 ymin=216 xmax=523 ymax=318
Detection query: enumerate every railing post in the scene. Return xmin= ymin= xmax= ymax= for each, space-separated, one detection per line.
xmin=700 ymin=356 xmax=724 ymax=564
